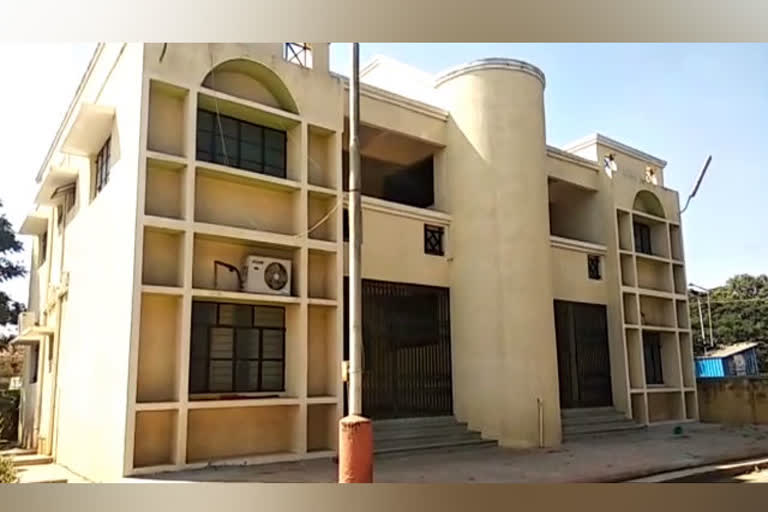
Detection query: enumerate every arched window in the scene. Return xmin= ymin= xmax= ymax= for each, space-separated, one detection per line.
xmin=201 ymin=58 xmax=299 ymax=114
xmin=633 ymin=190 xmax=665 ymax=218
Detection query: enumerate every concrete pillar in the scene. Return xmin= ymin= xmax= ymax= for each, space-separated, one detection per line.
xmin=436 ymin=59 xmax=561 ymax=447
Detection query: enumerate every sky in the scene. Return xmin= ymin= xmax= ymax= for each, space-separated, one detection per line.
xmin=1 ymin=43 xmax=766 ymax=306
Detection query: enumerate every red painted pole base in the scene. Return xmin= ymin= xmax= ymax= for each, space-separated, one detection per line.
xmin=338 ymin=414 xmax=373 ymax=483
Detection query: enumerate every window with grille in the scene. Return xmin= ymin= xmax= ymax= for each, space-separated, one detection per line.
xmin=283 ymin=43 xmax=313 ymax=68
xmin=424 ymin=225 xmax=444 ymax=256
xmin=56 ymin=183 xmax=76 ymax=228
xmin=66 ymin=182 xmax=77 ymax=213
xmin=94 ymin=137 xmax=111 ymax=196
xmin=587 ymin=254 xmax=602 ymax=280
xmin=643 ymin=332 xmax=663 ymax=385
xmin=342 ymin=208 xmax=349 ymax=242
xmin=38 ymin=231 xmax=47 ymax=267
xmin=189 ymin=302 xmax=286 ymax=394
xmin=633 ymin=222 xmax=652 ymax=254
xmin=196 ymin=109 xmax=287 ymax=178
xmin=29 ymin=345 xmax=39 ymax=384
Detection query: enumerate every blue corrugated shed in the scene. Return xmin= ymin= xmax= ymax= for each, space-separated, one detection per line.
xmin=696 ymin=342 xmax=760 ymax=378
xmin=696 ymin=358 xmax=724 ymax=378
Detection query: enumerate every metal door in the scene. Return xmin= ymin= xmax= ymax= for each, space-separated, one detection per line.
xmin=344 ymin=278 xmax=453 ymax=419
xmin=555 ymin=300 xmax=612 ymax=408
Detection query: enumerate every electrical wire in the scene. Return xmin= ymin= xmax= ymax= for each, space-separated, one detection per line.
xmin=294 ymin=198 xmax=342 ymax=239
xmin=208 ymin=44 xmax=231 ymax=167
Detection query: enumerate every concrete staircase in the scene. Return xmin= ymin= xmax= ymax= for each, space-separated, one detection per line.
xmin=0 ymin=448 xmax=67 ymax=483
xmin=373 ymin=416 xmax=496 ymax=454
xmin=561 ymin=407 xmax=645 ymax=440
xmin=11 ymin=453 xmax=53 ymax=467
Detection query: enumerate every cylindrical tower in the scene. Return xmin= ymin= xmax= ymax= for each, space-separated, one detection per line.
xmin=436 ymin=59 xmax=561 ymax=447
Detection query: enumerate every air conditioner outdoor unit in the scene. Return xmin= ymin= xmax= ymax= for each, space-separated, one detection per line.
xmin=242 ymin=255 xmax=292 ymax=296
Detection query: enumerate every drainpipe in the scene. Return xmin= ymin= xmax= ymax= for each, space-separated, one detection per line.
xmin=537 ymin=397 xmax=544 ymax=448
xmin=32 ymin=215 xmax=53 ymax=451
xmin=47 ymin=193 xmax=71 ymax=458
xmin=32 ymin=339 xmax=44 ymax=451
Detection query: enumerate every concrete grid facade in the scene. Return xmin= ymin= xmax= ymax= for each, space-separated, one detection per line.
xmin=13 ymin=43 xmax=696 ymax=481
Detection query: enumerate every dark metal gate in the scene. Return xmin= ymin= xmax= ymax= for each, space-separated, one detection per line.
xmin=344 ymin=278 xmax=453 ymax=419
xmin=554 ymin=300 xmax=612 ymax=409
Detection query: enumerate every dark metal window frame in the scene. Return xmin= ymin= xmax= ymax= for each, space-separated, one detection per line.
xmin=424 ymin=224 xmax=445 ymax=256
xmin=66 ymin=181 xmax=77 ymax=213
xmin=643 ymin=332 xmax=664 ymax=385
xmin=587 ymin=254 xmax=602 ymax=280
xmin=94 ymin=136 xmax=111 ymax=196
xmin=29 ymin=344 xmax=39 ymax=384
xmin=634 ymin=221 xmax=652 ymax=255
xmin=342 ymin=277 xmax=453 ymax=419
xmin=196 ymin=109 xmax=287 ymax=179
xmin=38 ymin=231 xmax=48 ymax=267
xmin=189 ymin=301 xmax=286 ymax=394
xmin=342 ymin=208 xmax=349 ymax=242
xmin=283 ymin=43 xmax=313 ymax=68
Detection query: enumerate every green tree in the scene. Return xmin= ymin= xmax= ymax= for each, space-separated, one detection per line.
xmin=0 ymin=198 xmax=26 ymax=347
xmin=689 ymin=273 xmax=768 ymax=371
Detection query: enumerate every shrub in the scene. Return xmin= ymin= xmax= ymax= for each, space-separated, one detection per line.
xmin=0 ymin=455 xmax=17 ymax=483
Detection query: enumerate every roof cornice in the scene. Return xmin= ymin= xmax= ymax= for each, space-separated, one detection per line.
xmin=434 ymin=58 xmax=546 ymax=89
xmin=563 ymin=133 xmax=667 ymax=168
xmin=546 ymin=145 xmax=600 ymax=171
xmin=332 ymin=72 xmax=449 ymax=121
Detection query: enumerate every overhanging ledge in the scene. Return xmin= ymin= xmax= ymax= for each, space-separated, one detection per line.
xmin=34 ymin=164 xmax=78 ymax=206
xmin=19 ymin=213 xmax=48 ymax=236
xmin=550 ymin=235 xmax=607 ymax=255
xmin=10 ymin=326 xmax=55 ymax=346
xmin=60 ymin=102 xmax=115 ymax=156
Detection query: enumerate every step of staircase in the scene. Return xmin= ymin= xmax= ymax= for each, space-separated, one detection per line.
xmin=11 ymin=454 xmax=53 ymax=467
xmin=561 ymin=407 xmax=645 ymax=439
xmin=373 ymin=416 xmax=496 ymax=454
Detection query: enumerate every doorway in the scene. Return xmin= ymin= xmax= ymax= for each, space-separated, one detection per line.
xmin=554 ymin=300 xmax=612 ymax=409
xmin=344 ymin=278 xmax=453 ymax=419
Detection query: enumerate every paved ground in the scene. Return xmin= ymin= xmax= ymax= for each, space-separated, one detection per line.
xmin=719 ymin=469 xmax=768 ymax=483
xmin=11 ymin=422 xmax=768 ymax=483
xmin=124 ymin=423 xmax=768 ymax=483
xmin=14 ymin=462 xmax=89 ymax=483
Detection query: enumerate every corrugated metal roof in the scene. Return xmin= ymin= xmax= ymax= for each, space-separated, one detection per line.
xmin=697 ymin=342 xmax=759 ymax=360
xmin=696 ymin=358 xmax=724 ymax=378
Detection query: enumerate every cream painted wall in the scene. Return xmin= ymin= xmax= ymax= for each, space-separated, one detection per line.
xmin=342 ymin=205 xmax=450 ymax=288
xmin=18 ymin=44 xmax=695 ymax=475
xmin=18 ymin=345 xmax=39 ymax=448
xmin=550 ymin=246 xmax=607 ymax=304
xmin=612 ymin=171 xmax=681 ymax=223
xmin=346 ymin=93 xmax=446 ymax=147
xmin=545 ymin=152 xmax=600 ymax=191
xmin=437 ymin=63 xmax=561 ymax=448
xmin=548 ymin=183 xmax=603 ymax=245
xmin=142 ymin=43 xmax=343 ymax=134
xmin=596 ymin=143 xmax=666 ymax=187
xmin=39 ymin=43 xmax=145 ymax=481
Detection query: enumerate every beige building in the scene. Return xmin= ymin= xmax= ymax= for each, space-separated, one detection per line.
xmin=12 ymin=43 xmax=697 ymax=482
